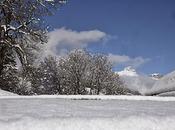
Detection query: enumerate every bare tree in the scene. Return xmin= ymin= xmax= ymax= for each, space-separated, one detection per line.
xmin=59 ymin=49 xmax=91 ymax=94
xmin=89 ymin=54 xmax=127 ymax=95
xmin=58 ymin=50 xmax=127 ymax=95
xmin=90 ymin=54 xmax=112 ymax=94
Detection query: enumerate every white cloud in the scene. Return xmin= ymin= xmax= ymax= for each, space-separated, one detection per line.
xmin=44 ymin=27 xmax=107 ymax=57
xmin=108 ymin=53 xmax=150 ymax=68
xmin=41 ymin=27 xmax=149 ymax=68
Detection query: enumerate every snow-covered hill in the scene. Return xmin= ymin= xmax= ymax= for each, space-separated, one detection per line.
xmin=0 ymin=89 xmax=17 ymax=96
xmin=118 ymin=67 xmax=175 ymax=96
xmin=117 ymin=67 xmax=156 ymax=95
xmin=148 ymin=71 xmax=175 ymax=96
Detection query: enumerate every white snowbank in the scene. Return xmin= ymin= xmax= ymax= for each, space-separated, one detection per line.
xmin=0 ymin=95 xmax=175 ymax=130
xmin=158 ymin=91 xmax=175 ymax=96
xmin=0 ymin=89 xmax=17 ymax=96
xmin=1 ymin=116 xmax=175 ymax=130
xmin=1 ymin=95 xmax=175 ymax=101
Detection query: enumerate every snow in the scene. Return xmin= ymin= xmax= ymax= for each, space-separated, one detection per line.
xmin=2 ymin=95 xmax=175 ymax=101
xmin=0 ymin=95 xmax=175 ymax=130
xmin=158 ymin=91 xmax=175 ymax=96
xmin=0 ymin=89 xmax=17 ymax=96
xmin=1 ymin=116 xmax=175 ymax=130
xmin=118 ymin=66 xmax=138 ymax=77
xmin=117 ymin=67 xmax=175 ymax=96
xmin=117 ymin=67 xmax=156 ymax=94
xmin=148 ymin=70 xmax=175 ymax=95
xmin=149 ymin=73 xmax=163 ymax=80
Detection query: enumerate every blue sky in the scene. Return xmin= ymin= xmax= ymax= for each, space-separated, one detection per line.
xmin=45 ymin=0 xmax=175 ymax=74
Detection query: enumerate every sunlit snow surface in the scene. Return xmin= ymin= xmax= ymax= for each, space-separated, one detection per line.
xmin=0 ymin=95 xmax=175 ymax=130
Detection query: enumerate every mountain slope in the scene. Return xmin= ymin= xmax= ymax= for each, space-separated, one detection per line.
xmin=117 ymin=67 xmax=156 ymax=95
xmin=148 ymin=71 xmax=175 ymax=96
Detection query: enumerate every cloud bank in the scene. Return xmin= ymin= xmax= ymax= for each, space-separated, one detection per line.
xmin=42 ymin=27 xmax=149 ymax=68
xmin=108 ymin=53 xmax=150 ymax=68
xmin=44 ymin=28 xmax=107 ymax=56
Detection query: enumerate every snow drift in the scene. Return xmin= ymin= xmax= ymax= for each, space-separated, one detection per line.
xmin=1 ymin=96 xmax=175 ymax=130
xmin=1 ymin=116 xmax=175 ymax=130
xmin=0 ymin=89 xmax=17 ymax=96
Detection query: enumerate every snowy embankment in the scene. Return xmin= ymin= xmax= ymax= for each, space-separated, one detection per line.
xmin=1 ymin=116 xmax=175 ymax=130
xmin=1 ymin=95 xmax=175 ymax=130
xmin=1 ymin=95 xmax=175 ymax=101
xmin=0 ymin=89 xmax=17 ymax=96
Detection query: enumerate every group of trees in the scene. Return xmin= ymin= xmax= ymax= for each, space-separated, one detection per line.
xmin=0 ymin=0 xmax=130 ymax=95
xmin=0 ymin=0 xmax=65 ymax=94
xmin=15 ymin=49 xmax=129 ymax=95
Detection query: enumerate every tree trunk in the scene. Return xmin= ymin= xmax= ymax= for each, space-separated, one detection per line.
xmin=0 ymin=47 xmax=5 ymax=76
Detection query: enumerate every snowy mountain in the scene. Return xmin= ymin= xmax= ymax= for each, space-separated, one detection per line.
xmin=148 ymin=71 xmax=175 ymax=96
xmin=117 ymin=67 xmax=156 ymax=95
xmin=149 ymin=73 xmax=163 ymax=80
xmin=118 ymin=66 xmax=138 ymax=77
xmin=118 ymin=67 xmax=175 ymax=96
xmin=0 ymin=89 xmax=18 ymax=96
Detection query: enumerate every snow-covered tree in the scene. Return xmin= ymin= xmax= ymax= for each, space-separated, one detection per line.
xmin=59 ymin=49 xmax=91 ymax=94
xmin=37 ymin=56 xmax=61 ymax=94
xmin=58 ymin=49 xmax=127 ymax=95
xmin=17 ymin=77 xmax=33 ymax=95
xmin=0 ymin=0 xmax=66 ymax=75
xmin=104 ymin=73 xmax=129 ymax=95
xmin=0 ymin=48 xmax=19 ymax=93
xmin=88 ymin=54 xmax=127 ymax=95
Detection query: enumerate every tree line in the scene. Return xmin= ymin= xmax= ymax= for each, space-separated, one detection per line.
xmin=6 ymin=49 xmax=129 ymax=95
xmin=0 ymin=0 xmax=131 ymax=95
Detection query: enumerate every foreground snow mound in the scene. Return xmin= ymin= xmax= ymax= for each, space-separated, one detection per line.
xmin=1 ymin=96 xmax=175 ymax=130
xmin=0 ymin=89 xmax=17 ymax=96
xmin=1 ymin=116 xmax=175 ymax=130
xmin=2 ymin=95 xmax=175 ymax=101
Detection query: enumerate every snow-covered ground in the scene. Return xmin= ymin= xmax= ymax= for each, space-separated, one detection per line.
xmin=0 ymin=89 xmax=17 ymax=96
xmin=0 ymin=95 xmax=175 ymax=130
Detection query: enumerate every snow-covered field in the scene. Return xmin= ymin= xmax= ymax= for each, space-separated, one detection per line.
xmin=0 ymin=95 xmax=175 ymax=130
